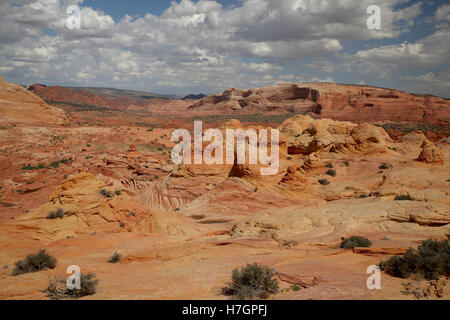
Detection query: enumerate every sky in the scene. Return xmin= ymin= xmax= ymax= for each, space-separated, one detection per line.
xmin=0 ymin=0 xmax=449 ymax=97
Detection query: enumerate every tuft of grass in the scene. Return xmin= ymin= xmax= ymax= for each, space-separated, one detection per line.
xmin=340 ymin=236 xmax=372 ymax=249
xmin=12 ymin=250 xmax=57 ymax=276
xmin=222 ymin=263 xmax=280 ymax=300
xmin=395 ymin=195 xmax=412 ymax=201
xmin=318 ymin=179 xmax=330 ymax=185
xmin=326 ymin=169 xmax=337 ymax=177
xmin=108 ymin=252 xmax=122 ymax=264
xmin=380 ymin=239 xmax=449 ymax=280
xmin=46 ymin=208 xmax=65 ymax=220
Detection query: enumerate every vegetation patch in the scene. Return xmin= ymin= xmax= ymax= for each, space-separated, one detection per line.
xmin=222 ymin=263 xmax=280 ymax=300
xmin=340 ymin=236 xmax=372 ymax=249
xmin=318 ymin=179 xmax=330 ymax=185
xmin=380 ymin=239 xmax=449 ymax=280
xmin=100 ymin=189 xmax=115 ymax=198
xmin=46 ymin=208 xmax=65 ymax=220
xmin=108 ymin=252 xmax=122 ymax=263
xmin=326 ymin=169 xmax=337 ymax=177
xmin=395 ymin=195 xmax=412 ymax=201
xmin=45 ymin=273 xmax=99 ymax=299
xmin=12 ymin=250 xmax=57 ymax=276
xmin=22 ymin=158 xmax=73 ymax=171
xmin=379 ymin=164 xmax=390 ymax=170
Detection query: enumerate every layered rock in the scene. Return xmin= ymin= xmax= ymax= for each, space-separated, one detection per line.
xmin=417 ymin=139 xmax=444 ymax=165
xmin=0 ymin=77 xmax=68 ymax=125
xmin=189 ymin=83 xmax=450 ymax=126
xmin=279 ymin=115 xmax=391 ymax=155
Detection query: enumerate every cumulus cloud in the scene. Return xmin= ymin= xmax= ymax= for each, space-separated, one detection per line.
xmin=0 ymin=0 xmax=448 ymax=97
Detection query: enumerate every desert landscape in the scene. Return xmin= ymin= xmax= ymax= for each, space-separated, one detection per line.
xmin=0 ymin=73 xmax=449 ymax=300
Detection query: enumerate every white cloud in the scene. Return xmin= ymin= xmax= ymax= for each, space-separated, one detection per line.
xmin=436 ymin=4 xmax=450 ymax=21
xmin=0 ymin=0 xmax=447 ymax=97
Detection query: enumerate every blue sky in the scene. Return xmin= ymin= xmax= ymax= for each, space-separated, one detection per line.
xmin=0 ymin=0 xmax=449 ymax=97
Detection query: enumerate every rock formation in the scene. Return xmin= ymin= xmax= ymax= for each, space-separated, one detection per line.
xmin=417 ymin=139 xmax=445 ymax=165
xmin=0 ymin=78 xmax=68 ymax=125
xmin=189 ymin=83 xmax=450 ymax=126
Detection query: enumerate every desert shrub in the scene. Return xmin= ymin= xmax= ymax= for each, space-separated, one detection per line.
xmin=290 ymin=284 xmax=301 ymax=291
xmin=286 ymin=156 xmax=293 ymax=160
xmin=395 ymin=195 xmax=412 ymax=201
xmin=359 ymin=194 xmax=369 ymax=198
xmin=379 ymin=164 xmax=390 ymax=170
xmin=344 ymin=161 xmax=350 ymax=167
xmin=318 ymin=179 xmax=330 ymax=185
xmin=46 ymin=208 xmax=65 ymax=220
xmin=326 ymin=169 xmax=337 ymax=177
xmin=108 ymin=252 xmax=122 ymax=263
xmin=114 ymin=190 xmax=121 ymax=196
xmin=222 ymin=263 xmax=280 ymax=300
xmin=129 ymin=211 xmax=136 ymax=217
xmin=12 ymin=250 xmax=57 ymax=276
xmin=380 ymin=239 xmax=449 ymax=280
xmin=283 ymin=240 xmax=298 ymax=247
xmin=325 ymin=162 xmax=334 ymax=168
xmin=340 ymin=236 xmax=372 ymax=249
xmin=45 ymin=273 xmax=98 ymax=299
xmin=100 ymin=189 xmax=114 ymax=198
xmin=119 ymin=222 xmax=125 ymax=228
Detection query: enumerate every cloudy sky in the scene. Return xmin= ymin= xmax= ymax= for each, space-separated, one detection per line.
xmin=0 ymin=0 xmax=449 ymax=97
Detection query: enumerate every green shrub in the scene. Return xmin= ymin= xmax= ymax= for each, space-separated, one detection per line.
xmin=100 ymin=189 xmax=114 ymax=198
xmin=290 ymin=284 xmax=301 ymax=291
xmin=380 ymin=239 xmax=449 ymax=280
xmin=12 ymin=250 xmax=57 ymax=276
xmin=379 ymin=164 xmax=390 ymax=170
xmin=129 ymin=211 xmax=136 ymax=217
xmin=46 ymin=208 xmax=65 ymax=220
xmin=286 ymin=156 xmax=293 ymax=160
xmin=326 ymin=169 xmax=337 ymax=177
xmin=114 ymin=190 xmax=121 ymax=196
xmin=340 ymin=236 xmax=372 ymax=249
xmin=222 ymin=263 xmax=280 ymax=300
xmin=108 ymin=252 xmax=122 ymax=263
xmin=359 ymin=194 xmax=369 ymax=198
xmin=318 ymin=179 xmax=330 ymax=185
xmin=325 ymin=162 xmax=334 ymax=168
xmin=119 ymin=222 xmax=125 ymax=228
xmin=344 ymin=161 xmax=350 ymax=167
xmin=395 ymin=195 xmax=412 ymax=201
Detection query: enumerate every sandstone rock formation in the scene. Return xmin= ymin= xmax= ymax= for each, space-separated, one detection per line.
xmin=0 ymin=77 xmax=68 ymax=125
xmin=417 ymin=139 xmax=444 ymax=165
xmin=279 ymin=115 xmax=391 ymax=155
xmin=189 ymin=83 xmax=450 ymax=126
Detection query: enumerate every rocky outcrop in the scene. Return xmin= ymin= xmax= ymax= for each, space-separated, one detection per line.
xmin=10 ymin=172 xmax=207 ymax=240
xmin=417 ymin=139 xmax=444 ymax=165
xmin=279 ymin=115 xmax=391 ymax=155
xmin=189 ymin=83 xmax=450 ymax=126
xmin=0 ymin=78 xmax=68 ymax=125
